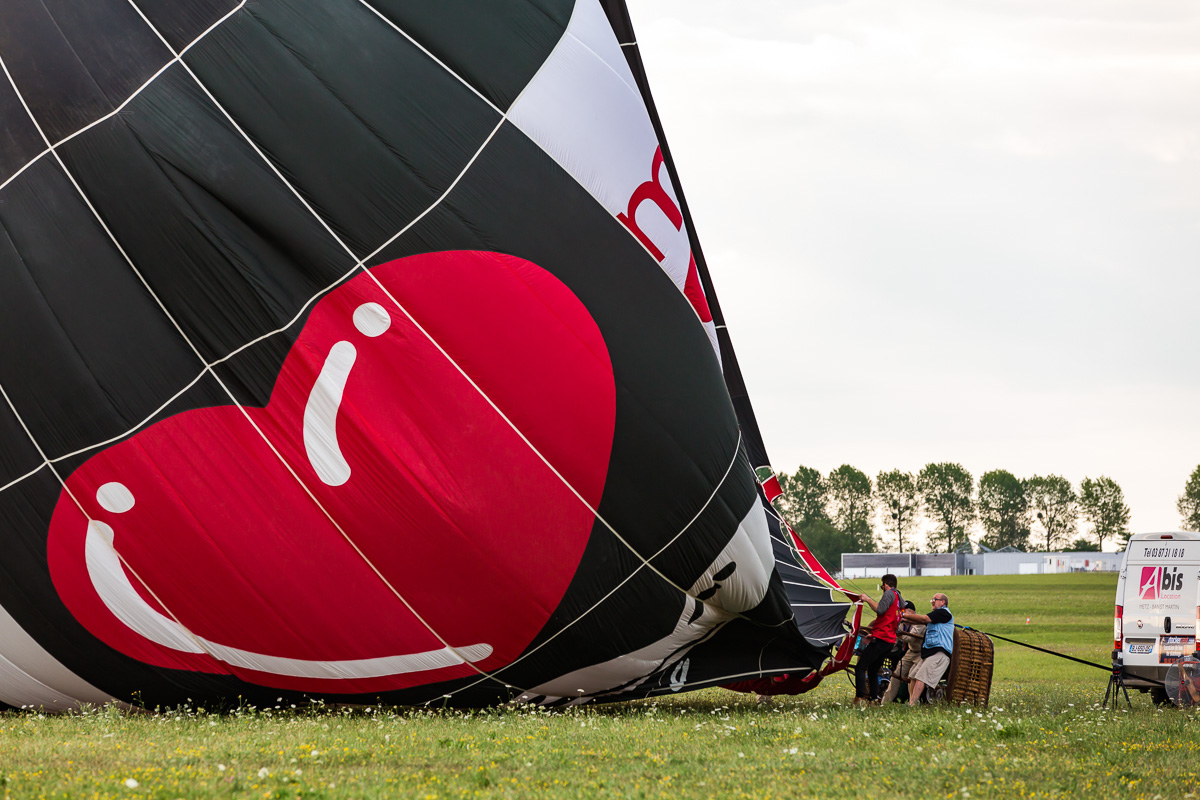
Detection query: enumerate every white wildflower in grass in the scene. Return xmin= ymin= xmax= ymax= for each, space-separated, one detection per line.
xmin=217 ymin=764 xmax=226 ymax=771
xmin=257 ymin=767 xmax=269 ymax=779
xmin=123 ymin=778 xmax=138 ymax=789
xmin=738 ymin=752 xmax=745 ymax=758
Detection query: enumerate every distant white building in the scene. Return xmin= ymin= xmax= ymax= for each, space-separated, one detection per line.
xmin=840 ymin=549 xmax=1122 ymax=578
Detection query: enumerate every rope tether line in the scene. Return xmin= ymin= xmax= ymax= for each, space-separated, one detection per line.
xmin=955 ymin=624 xmax=1110 ymax=672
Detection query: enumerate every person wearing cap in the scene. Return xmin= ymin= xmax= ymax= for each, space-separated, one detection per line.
xmin=853 ymin=574 xmax=902 ymax=705
xmin=901 ymin=592 xmax=954 ymax=706
xmin=881 ymin=599 xmax=924 ymax=704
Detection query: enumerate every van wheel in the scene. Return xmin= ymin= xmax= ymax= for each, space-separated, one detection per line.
xmin=1150 ymin=687 xmax=1171 ymax=706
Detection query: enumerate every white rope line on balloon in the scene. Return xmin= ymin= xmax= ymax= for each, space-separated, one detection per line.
xmin=350 ymin=0 xmax=503 ymax=116
xmin=767 ymin=532 xmax=793 ymax=549
xmin=762 ymin=500 xmax=833 ymax=579
xmin=2 ymin=32 xmax=509 ymax=694
xmin=781 ymin=578 xmax=845 ymax=592
xmin=763 ymin=500 xmax=855 ymax=623
xmin=768 ymin=528 xmax=834 ymax=583
xmin=538 ymin=613 xmax=738 ymax=705
xmin=561 ymin=23 xmax=641 ymax=99
xmin=783 ymin=583 xmax=848 ymax=596
xmin=427 ymin=432 xmax=749 ymax=701
xmin=614 ymin=665 xmax=823 ymax=699
xmin=778 ymin=573 xmax=837 ymax=592
xmin=44 ymin=372 xmax=208 ymax=467
xmin=0 ymin=1 xmax=248 ymax=197
xmin=0 ymin=461 xmax=48 ymax=495
xmin=0 ymin=380 xmax=218 ymax=670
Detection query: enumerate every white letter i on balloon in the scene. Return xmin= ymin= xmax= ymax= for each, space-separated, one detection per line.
xmin=303 ymin=302 xmax=392 ymax=486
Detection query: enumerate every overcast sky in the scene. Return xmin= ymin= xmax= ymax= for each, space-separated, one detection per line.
xmin=624 ymin=0 xmax=1200 ymax=546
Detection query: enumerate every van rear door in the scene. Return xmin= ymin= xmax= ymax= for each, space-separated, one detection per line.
xmin=1121 ymin=537 xmax=1199 ymax=670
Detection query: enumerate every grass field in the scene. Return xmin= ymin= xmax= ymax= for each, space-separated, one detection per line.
xmin=3 ymin=574 xmax=1199 ymax=799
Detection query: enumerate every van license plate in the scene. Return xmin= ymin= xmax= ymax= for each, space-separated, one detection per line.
xmin=1127 ymin=643 xmax=1154 ymax=654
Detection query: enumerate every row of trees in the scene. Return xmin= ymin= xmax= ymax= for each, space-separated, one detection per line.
xmin=1177 ymin=466 xmax=1200 ymax=531
xmin=776 ymin=463 xmax=1138 ymax=569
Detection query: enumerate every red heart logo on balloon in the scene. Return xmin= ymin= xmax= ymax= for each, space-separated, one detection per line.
xmin=47 ymin=251 xmax=615 ymax=694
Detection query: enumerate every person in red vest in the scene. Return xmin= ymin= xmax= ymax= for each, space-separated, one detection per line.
xmin=853 ymin=574 xmax=902 ymax=706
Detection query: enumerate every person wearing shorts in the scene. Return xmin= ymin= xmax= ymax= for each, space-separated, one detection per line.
xmin=881 ymin=600 xmax=924 ymax=703
xmin=900 ymin=592 xmax=953 ymax=706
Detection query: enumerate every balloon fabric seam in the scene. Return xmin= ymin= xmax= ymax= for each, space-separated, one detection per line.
xmin=0 ymin=1 xmax=249 ymax=197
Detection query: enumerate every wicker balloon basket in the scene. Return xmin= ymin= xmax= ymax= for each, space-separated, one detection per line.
xmin=944 ymin=628 xmax=994 ymax=707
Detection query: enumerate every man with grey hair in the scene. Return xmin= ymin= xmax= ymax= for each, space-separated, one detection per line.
xmin=900 ymin=592 xmax=953 ymax=706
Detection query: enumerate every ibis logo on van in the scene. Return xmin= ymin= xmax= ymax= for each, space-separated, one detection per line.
xmin=1139 ymin=566 xmax=1184 ymax=601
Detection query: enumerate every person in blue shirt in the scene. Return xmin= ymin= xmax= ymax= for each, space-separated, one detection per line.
xmin=900 ymin=592 xmax=953 ymax=706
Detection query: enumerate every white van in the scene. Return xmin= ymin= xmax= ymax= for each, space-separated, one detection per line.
xmin=1114 ymin=532 xmax=1200 ymax=701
